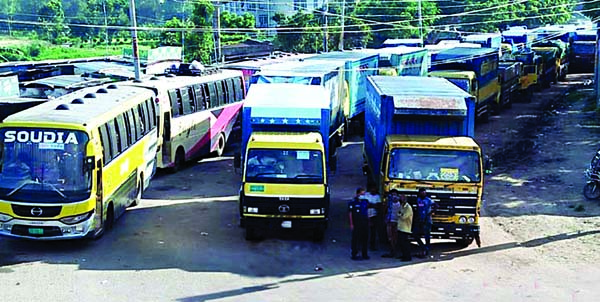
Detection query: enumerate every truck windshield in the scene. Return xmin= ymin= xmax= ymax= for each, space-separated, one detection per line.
xmin=388 ymin=148 xmax=481 ymax=183
xmin=446 ymin=78 xmax=470 ymax=93
xmin=245 ymin=149 xmax=324 ymax=184
xmin=0 ymin=128 xmax=92 ymax=203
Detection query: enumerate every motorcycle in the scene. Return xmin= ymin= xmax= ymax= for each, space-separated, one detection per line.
xmin=583 ymin=168 xmax=600 ymax=200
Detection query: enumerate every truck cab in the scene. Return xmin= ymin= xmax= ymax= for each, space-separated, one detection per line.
xmin=238 ymin=84 xmax=332 ymax=241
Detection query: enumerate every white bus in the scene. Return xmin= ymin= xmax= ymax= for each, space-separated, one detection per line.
xmin=124 ymin=68 xmax=246 ymax=172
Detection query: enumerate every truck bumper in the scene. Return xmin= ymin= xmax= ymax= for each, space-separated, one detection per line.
xmin=429 ymin=223 xmax=480 ymax=240
xmin=244 ymin=216 xmax=328 ymax=231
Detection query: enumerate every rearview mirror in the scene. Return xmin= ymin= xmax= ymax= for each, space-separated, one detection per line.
xmin=484 ymin=155 xmax=493 ymax=174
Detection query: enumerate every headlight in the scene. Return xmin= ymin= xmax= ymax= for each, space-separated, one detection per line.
xmin=0 ymin=213 xmax=13 ymax=222
xmin=468 ymin=217 xmax=475 ymax=224
xmin=247 ymin=207 xmax=258 ymax=213
xmin=458 ymin=216 xmax=467 ymax=224
xmin=60 ymin=211 xmax=92 ymax=225
xmin=310 ymin=209 xmax=321 ymax=215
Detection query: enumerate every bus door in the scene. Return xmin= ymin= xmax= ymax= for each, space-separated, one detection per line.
xmin=162 ymin=112 xmax=171 ymax=165
xmin=95 ymin=159 xmax=103 ymax=233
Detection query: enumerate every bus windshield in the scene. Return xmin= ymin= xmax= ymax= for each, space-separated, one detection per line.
xmin=388 ymin=148 xmax=481 ymax=183
xmin=245 ymin=149 xmax=324 ymax=184
xmin=0 ymin=128 xmax=92 ymax=203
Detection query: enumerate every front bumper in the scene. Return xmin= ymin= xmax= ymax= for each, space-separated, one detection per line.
xmin=0 ymin=215 xmax=96 ymax=240
xmin=428 ymin=223 xmax=480 ymax=240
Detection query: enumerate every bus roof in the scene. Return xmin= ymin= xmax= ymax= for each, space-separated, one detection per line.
xmin=21 ymin=75 xmax=114 ymax=90
xmin=244 ymin=84 xmax=329 ymax=109
xmin=304 ymin=51 xmax=379 ymax=61
xmin=223 ymin=53 xmax=314 ymax=70
xmin=122 ymin=69 xmax=243 ymax=91
xmin=3 ymin=83 xmax=155 ymax=128
xmin=257 ymin=60 xmax=343 ymax=76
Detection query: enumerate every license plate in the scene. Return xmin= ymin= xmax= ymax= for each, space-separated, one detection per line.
xmin=281 ymin=221 xmax=292 ymax=228
xmin=28 ymin=228 xmax=44 ymax=235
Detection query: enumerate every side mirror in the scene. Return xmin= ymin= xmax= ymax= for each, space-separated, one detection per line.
xmin=483 ymin=155 xmax=493 ymax=174
xmin=233 ymin=153 xmax=241 ymax=169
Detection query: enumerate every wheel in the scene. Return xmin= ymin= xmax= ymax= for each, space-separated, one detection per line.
xmin=169 ymin=148 xmax=185 ymax=173
xmin=524 ymin=87 xmax=534 ymax=103
xmin=105 ymin=203 xmax=115 ymax=231
xmin=456 ymin=238 xmax=474 ymax=247
xmin=130 ymin=179 xmax=142 ymax=207
xmin=312 ymin=227 xmax=325 ymax=242
xmin=245 ymin=227 xmax=258 ymax=241
xmin=583 ymin=182 xmax=600 ymax=200
xmin=214 ymin=132 xmax=226 ymax=157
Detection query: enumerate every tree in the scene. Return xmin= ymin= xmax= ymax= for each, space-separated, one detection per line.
xmin=38 ymin=0 xmax=69 ymax=43
xmin=220 ymin=11 xmax=256 ymax=44
xmin=160 ymin=17 xmax=191 ymax=46
xmin=187 ymin=0 xmax=215 ymax=64
xmin=354 ymin=0 xmax=439 ymax=47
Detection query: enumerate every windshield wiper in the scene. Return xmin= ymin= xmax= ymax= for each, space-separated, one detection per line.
xmin=7 ymin=179 xmax=66 ymax=198
xmin=252 ymin=172 xmax=282 ymax=177
xmin=294 ymin=174 xmax=323 ymax=179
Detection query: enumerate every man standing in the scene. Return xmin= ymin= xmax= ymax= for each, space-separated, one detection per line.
xmin=397 ymin=193 xmax=413 ymax=262
xmin=364 ymin=184 xmax=382 ymax=251
xmin=348 ymin=187 xmax=370 ymax=260
xmin=381 ymin=189 xmax=402 ymax=258
xmin=414 ymin=188 xmax=436 ymax=257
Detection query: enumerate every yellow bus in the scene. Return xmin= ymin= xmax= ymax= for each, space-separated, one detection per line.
xmin=0 ymin=83 xmax=158 ymax=239
xmin=124 ymin=68 xmax=245 ymax=172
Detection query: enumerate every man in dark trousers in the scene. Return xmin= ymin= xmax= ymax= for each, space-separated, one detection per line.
xmin=414 ymin=187 xmax=436 ymax=257
xmin=348 ymin=187 xmax=370 ymax=260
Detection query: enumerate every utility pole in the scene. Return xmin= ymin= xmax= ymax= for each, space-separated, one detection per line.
xmin=128 ymin=0 xmax=141 ymax=81
xmin=596 ymin=22 xmax=600 ymax=106
xmin=181 ymin=0 xmax=185 ymax=60
xmin=103 ymin=1 xmax=109 ymax=56
xmin=323 ymin=0 xmax=329 ymax=52
xmin=417 ymin=0 xmax=424 ymax=44
xmin=214 ymin=1 xmax=223 ymax=63
xmin=339 ymin=0 xmax=344 ymax=50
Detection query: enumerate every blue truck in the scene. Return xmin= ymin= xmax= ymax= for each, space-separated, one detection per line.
xmin=461 ymin=33 xmax=503 ymax=49
xmin=237 ymin=83 xmax=333 ymax=241
xmin=303 ymin=51 xmax=379 ymax=134
xmin=250 ymin=60 xmax=345 ymax=144
xmin=363 ymin=76 xmax=486 ymax=246
xmin=571 ymin=30 xmax=596 ymax=73
xmin=429 ymin=47 xmax=500 ymax=119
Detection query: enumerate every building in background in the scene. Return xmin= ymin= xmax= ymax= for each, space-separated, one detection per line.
xmin=223 ymin=0 xmax=325 ymax=29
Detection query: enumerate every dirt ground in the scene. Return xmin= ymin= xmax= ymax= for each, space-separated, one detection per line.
xmin=476 ymin=73 xmax=600 ymax=265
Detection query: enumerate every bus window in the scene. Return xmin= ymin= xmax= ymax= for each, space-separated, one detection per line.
xmin=140 ymin=102 xmax=151 ymax=133
xmin=193 ymin=84 xmax=206 ymax=111
xmin=116 ymin=115 xmax=129 ymax=150
xmin=225 ymin=79 xmax=235 ymax=104
xmin=168 ymin=89 xmax=180 ymax=117
xmin=130 ymin=108 xmax=144 ymax=140
xmin=107 ymin=119 xmax=121 ymax=157
xmin=181 ymin=87 xmax=192 ymax=115
xmin=145 ymin=99 xmax=156 ymax=129
xmin=126 ymin=109 xmax=138 ymax=142
xmin=218 ymin=80 xmax=227 ymax=106
xmin=136 ymin=104 xmax=147 ymax=135
xmin=234 ymin=77 xmax=244 ymax=101
xmin=99 ymin=125 xmax=112 ymax=164
xmin=185 ymin=87 xmax=196 ymax=113
xmin=208 ymin=83 xmax=217 ymax=108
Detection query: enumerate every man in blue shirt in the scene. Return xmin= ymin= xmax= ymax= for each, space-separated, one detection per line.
xmin=348 ymin=187 xmax=370 ymax=260
xmin=414 ymin=188 xmax=436 ymax=257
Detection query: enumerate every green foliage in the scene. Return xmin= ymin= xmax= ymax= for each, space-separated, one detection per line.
xmin=457 ymin=0 xmax=578 ymax=33
xmin=186 ymin=0 xmax=215 ymax=64
xmin=355 ymin=0 xmax=439 ymax=47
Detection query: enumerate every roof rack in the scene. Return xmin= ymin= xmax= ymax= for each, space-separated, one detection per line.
xmin=164 ymin=63 xmax=221 ymax=76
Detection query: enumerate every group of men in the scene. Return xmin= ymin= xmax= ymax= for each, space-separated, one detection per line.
xmin=348 ymin=186 xmax=435 ymax=261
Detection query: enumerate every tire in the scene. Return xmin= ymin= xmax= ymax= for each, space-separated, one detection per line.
xmin=214 ymin=132 xmax=226 ymax=157
xmin=130 ymin=179 xmax=142 ymax=207
xmin=456 ymin=238 xmax=474 ymax=247
xmin=105 ymin=203 xmax=115 ymax=232
xmin=583 ymin=182 xmax=600 ymax=200
xmin=312 ymin=227 xmax=325 ymax=242
xmin=245 ymin=227 xmax=258 ymax=241
xmin=169 ymin=148 xmax=185 ymax=173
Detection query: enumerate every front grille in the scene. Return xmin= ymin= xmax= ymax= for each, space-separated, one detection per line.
xmin=12 ymin=225 xmax=62 ymax=237
xmin=243 ymin=195 xmax=326 ymax=216
xmin=406 ymin=192 xmax=479 ymax=216
xmin=12 ymin=204 xmax=62 ymax=218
